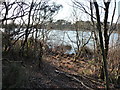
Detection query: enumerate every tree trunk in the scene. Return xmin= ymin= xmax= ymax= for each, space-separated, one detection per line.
xmin=94 ymin=1 xmax=109 ymax=89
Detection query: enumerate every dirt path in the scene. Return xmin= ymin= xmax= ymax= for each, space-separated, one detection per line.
xmin=27 ymin=60 xmax=106 ymax=89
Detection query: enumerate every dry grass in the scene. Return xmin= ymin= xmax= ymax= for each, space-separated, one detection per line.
xmin=108 ymin=44 xmax=120 ymax=81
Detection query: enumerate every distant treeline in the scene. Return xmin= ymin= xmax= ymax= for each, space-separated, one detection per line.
xmin=2 ymin=19 xmax=120 ymax=32
xmin=47 ymin=20 xmax=93 ymax=31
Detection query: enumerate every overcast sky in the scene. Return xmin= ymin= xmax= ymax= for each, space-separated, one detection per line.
xmin=52 ymin=0 xmax=120 ymax=23
xmin=2 ymin=0 xmax=120 ymax=23
xmin=52 ymin=0 xmax=73 ymax=21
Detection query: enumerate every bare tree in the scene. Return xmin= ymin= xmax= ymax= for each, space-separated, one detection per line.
xmin=1 ymin=0 xmax=62 ymax=67
xmin=72 ymin=0 xmax=119 ymax=89
xmin=71 ymin=6 xmax=93 ymax=60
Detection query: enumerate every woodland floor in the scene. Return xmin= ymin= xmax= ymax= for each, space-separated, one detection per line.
xmin=3 ymin=53 xmax=119 ymax=89
xmin=22 ymin=53 xmax=118 ymax=89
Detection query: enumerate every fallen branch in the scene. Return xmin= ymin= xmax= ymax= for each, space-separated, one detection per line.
xmin=55 ymin=69 xmax=94 ymax=90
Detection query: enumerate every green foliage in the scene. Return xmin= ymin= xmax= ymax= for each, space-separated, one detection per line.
xmin=88 ymin=60 xmax=95 ymax=65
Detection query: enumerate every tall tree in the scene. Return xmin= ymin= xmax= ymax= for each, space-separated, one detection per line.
xmin=93 ymin=1 xmax=110 ymax=89
xmin=73 ymin=0 xmax=119 ymax=89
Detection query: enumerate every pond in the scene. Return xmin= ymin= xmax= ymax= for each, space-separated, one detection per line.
xmin=47 ymin=30 xmax=119 ymax=54
xmin=1 ymin=28 xmax=119 ymax=54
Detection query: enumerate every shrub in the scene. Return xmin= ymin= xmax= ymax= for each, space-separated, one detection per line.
xmin=2 ymin=62 xmax=29 ymax=88
xmin=77 ymin=46 xmax=93 ymax=59
xmin=52 ymin=44 xmax=72 ymax=54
